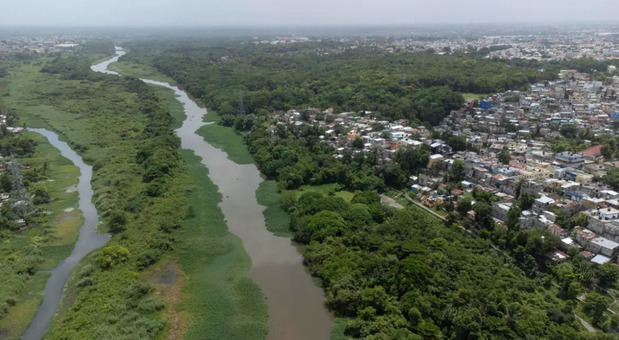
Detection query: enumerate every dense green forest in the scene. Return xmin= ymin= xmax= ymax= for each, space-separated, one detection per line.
xmin=288 ymin=189 xmax=599 ymax=338
xmin=122 ymin=41 xmax=556 ymax=125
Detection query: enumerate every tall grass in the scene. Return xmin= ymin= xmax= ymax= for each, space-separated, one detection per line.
xmin=256 ymin=180 xmax=292 ymax=237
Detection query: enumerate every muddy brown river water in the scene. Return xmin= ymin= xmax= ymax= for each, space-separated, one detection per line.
xmin=94 ymin=48 xmax=333 ymax=340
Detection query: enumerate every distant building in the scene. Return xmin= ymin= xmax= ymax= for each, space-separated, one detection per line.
xmin=427 ymin=154 xmax=444 ymax=168
xmin=555 ymin=152 xmax=585 ymax=169
xmin=480 ymin=100 xmax=493 ymax=110
xmin=492 ymin=202 xmax=512 ymax=221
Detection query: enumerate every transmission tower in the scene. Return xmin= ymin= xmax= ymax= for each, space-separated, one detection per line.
xmin=238 ymin=90 xmax=244 ymax=115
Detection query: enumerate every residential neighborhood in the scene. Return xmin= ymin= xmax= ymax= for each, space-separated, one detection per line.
xmin=274 ymin=66 xmax=618 ymax=267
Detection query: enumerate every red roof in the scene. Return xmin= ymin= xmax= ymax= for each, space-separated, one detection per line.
xmin=582 ymin=145 xmax=602 ymax=157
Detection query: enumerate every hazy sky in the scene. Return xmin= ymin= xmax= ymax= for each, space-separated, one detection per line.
xmin=1 ymin=0 xmax=618 ymax=27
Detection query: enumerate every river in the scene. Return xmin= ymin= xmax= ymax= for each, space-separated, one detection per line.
xmin=21 ymin=129 xmax=110 ymax=340
xmin=92 ymin=48 xmax=333 ymax=339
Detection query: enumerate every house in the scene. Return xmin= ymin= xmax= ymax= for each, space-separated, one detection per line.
xmin=546 ymin=249 xmax=569 ymax=263
xmin=554 ymin=152 xmax=585 ymax=169
xmin=533 ymin=195 xmax=555 ymax=212
xmin=582 ymin=144 xmax=602 ymax=160
xmin=461 ymin=180 xmax=475 ymax=189
xmin=573 ymin=226 xmax=597 ymax=247
xmin=589 ymin=237 xmax=619 ymax=258
xmin=427 ymin=154 xmax=444 ymax=168
xmin=586 ymin=208 xmax=619 ymax=242
xmin=492 ymin=202 xmax=512 ymax=222
xmin=600 ymin=190 xmax=619 ymax=200
xmin=580 ymin=250 xmax=595 ymax=260
xmin=560 ymin=237 xmax=576 ymax=251
xmin=548 ymin=223 xmax=566 ymax=238
xmin=430 ymin=141 xmax=452 ymax=155
xmin=519 ymin=210 xmax=536 ymax=229
xmin=591 ymin=254 xmax=612 ymax=265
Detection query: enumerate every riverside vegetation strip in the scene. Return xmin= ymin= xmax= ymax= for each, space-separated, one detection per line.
xmin=1 ymin=44 xmax=267 ymax=339
xmin=106 ymin=55 xmax=290 ymax=238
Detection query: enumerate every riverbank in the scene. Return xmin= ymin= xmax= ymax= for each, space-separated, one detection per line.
xmin=0 ymin=131 xmax=82 ymax=340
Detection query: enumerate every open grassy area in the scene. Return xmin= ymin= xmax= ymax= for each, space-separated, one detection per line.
xmin=256 ymin=180 xmax=291 ymax=237
xmin=0 ymin=131 xmax=81 ymax=340
xmin=196 ymin=110 xmax=254 ymax=165
xmin=108 ymin=60 xmax=176 ymax=84
xmin=293 ymin=183 xmax=355 ymax=202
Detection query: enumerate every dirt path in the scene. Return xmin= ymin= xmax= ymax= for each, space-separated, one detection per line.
xmin=575 ymin=314 xmax=596 ymax=332
xmin=380 ymin=194 xmax=404 ymax=209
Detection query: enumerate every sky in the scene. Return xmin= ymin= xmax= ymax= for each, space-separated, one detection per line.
xmin=1 ymin=0 xmax=618 ymax=27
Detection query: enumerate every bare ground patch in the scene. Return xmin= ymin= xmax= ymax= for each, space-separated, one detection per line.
xmin=143 ymin=260 xmax=188 ymax=340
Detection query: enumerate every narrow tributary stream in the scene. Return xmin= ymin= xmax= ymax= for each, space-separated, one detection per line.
xmin=21 ymin=129 xmax=110 ymax=340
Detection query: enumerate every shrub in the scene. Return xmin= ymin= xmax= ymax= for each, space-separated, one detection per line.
xmin=108 ymin=210 xmax=128 ymax=233
xmin=96 ymin=245 xmax=130 ymax=269
xmin=137 ymin=296 xmax=166 ymax=313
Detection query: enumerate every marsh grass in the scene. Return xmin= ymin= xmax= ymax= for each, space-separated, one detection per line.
xmin=196 ymin=110 xmax=254 ymax=165
xmin=256 ymin=180 xmax=292 ymax=237
xmin=177 ymin=150 xmax=268 ymax=340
